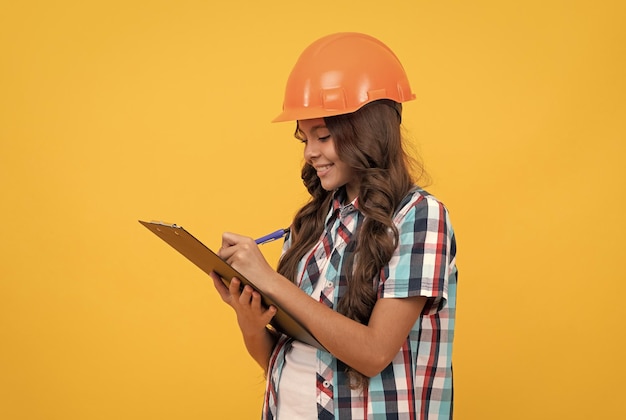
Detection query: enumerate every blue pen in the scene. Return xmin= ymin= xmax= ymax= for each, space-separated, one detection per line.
xmin=255 ymin=228 xmax=290 ymax=245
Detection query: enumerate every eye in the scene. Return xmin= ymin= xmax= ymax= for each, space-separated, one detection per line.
xmin=318 ymin=135 xmax=331 ymax=142
xmin=294 ymin=132 xmax=307 ymax=144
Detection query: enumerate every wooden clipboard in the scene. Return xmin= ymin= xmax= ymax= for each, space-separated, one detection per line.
xmin=139 ymin=220 xmax=325 ymax=350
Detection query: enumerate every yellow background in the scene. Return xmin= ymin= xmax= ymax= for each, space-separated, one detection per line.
xmin=1 ymin=1 xmax=624 ymax=418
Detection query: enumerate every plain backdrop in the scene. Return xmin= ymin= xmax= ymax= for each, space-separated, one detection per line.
xmin=1 ymin=1 xmax=624 ymax=418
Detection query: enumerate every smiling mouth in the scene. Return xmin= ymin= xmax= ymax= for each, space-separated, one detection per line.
xmin=315 ymin=164 xmax=333 ymax=176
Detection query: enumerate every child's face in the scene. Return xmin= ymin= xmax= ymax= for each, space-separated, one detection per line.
xmin=298 ymin=118 xmax=359 ymax=202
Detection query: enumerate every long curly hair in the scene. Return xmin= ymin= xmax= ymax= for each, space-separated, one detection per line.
xmin=277 ymin=99 xmax=425 ymax=388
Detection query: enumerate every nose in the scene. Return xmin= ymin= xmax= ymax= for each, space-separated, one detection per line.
xmin=304 ymin=140 xmax=320 ymax=162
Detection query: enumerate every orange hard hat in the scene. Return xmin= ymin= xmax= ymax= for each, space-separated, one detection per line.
xmin=273 ymin=32 xmax=416 ymax=123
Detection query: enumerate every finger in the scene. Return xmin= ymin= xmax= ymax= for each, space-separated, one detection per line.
xmin=228 ymin=277 xmax=242 ymax=298
xmin=250 ymin=292 xmax=276 ymax=323
xmin=210 ymin=272 xmax=230 ymax=302
xmin=239 ymin=284 xmax=254 ymax=305
xmin=262 ymin=305 xmax=277 ymax=324
xmin=218 ymin=232 xmax=241 ymax=260
xmin=221 ymin=231 xmax=246 ymax=248
xmin=220 ymin=232 xmax=258 ymax=256
xmin=218 ymin=242 xmax=237 ymax=260
xmin=250 ymin=290 xmax=264 ymax=311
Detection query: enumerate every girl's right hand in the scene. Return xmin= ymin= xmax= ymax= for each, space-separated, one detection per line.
xmin=209 ymin=272 xmax=277 ymax=335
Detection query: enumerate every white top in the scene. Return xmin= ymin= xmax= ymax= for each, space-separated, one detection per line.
xmin=276 ymin=264 xmax=326 ymax=419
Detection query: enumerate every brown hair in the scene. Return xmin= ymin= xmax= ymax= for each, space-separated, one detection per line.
xmin=277 ymin=99 xmax=424 ymax=388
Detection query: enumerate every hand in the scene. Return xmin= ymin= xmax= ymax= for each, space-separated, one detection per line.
xmin=210 ymin=273 xmax=277 ymax=334
xmin=217 ymin=232 xmax=277 ymax=292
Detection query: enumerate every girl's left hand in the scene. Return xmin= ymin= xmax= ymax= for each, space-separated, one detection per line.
xmin=217 ymin=232 xmax=277 ymax=292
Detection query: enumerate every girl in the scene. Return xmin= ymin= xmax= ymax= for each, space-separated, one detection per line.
xmin=210 ymin=32 xmax=457 ymax=420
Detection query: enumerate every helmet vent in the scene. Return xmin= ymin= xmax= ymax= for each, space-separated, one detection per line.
xmin=321 ymin=87 xmax=347 ymax=111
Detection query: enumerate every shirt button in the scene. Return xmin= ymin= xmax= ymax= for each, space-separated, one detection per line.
xmin=323 ymin=381 xmax=331 ymax=388
xmin=326 ymin=282 xmax=333 ymax=288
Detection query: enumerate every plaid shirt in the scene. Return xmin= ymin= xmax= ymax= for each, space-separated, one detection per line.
xmin=263 ymin=187 xmax=457 ymax=420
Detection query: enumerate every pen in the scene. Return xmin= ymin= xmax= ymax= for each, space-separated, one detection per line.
xmin=255 ymin=228 xmax=290 ymax=245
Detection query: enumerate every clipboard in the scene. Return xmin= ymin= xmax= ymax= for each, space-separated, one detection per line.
xmin=139 ymin=220 xmax=325 ymax=350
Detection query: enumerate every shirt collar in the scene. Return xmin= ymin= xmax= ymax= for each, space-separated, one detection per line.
xmin=325 ymin=187 xmax=360 ymax=226
xmin=332 ymin=187 xmax=359 ymax=209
